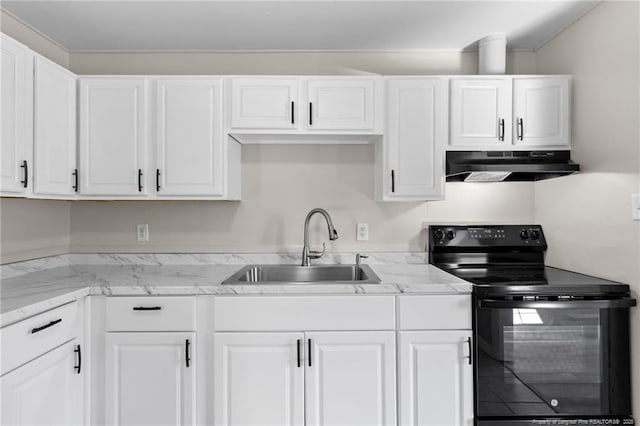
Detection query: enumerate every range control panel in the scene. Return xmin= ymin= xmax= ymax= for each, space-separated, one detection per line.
xmin=429 ymin=225 xmax=547 ymax=248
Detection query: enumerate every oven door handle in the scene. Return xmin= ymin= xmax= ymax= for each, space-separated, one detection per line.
xmin=478 ymin=298 xmax=636 ymax=309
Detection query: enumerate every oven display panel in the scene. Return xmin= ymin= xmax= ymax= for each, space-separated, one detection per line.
xmin=468 ymin=228 xmax=506 ymax=239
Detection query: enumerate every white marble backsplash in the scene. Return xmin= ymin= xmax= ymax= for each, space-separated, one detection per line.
xmin=1 ymin=252 xmax=428 ymax=278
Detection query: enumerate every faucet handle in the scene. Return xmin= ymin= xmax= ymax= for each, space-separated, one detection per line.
xmin=308 ymin=242 xmax=326 ymax=259
xmin=356 ymin=253 xmax=368 ymax=266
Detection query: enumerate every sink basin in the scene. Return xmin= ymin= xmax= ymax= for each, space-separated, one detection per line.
xmin=222 ymin=264 xmax=382 ymax=285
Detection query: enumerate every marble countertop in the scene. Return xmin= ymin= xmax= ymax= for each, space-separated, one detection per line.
xmin=0 ymin=254 xmax=472 ymax=327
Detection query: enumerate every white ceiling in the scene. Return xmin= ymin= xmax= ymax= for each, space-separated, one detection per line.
xmin=1 ymin=1 xmax=600 ymax=52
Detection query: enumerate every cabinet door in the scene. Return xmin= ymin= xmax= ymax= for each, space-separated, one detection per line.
xmin=105 ymin=332 xmax=195 ymax=426
xmin=1 ymin=340 xmax=83 ymax=426
xmin=213 ymin=332 xmax=304 ymax=426
xmin=513 ymin=77 xmax=570 ymax=148
xmin=398 ymin=331 xmax=473 ymax=426
xmin=33 ymin=56 xmax=77 ymax=196
xmin=305 ymin=331 xmax=396 ymax=426
xmin=306 ymin=78 xmax=377 ymax=130
xmin=1 ymin=34 xmax=32 ymax=195
xmin=450 ymin=78 xmax=512 ymax=148
xmin=79 ymin=78 xmax=148 ymax=196
xmin=230 ymin=78 xmax=298 ymax=129
xmin=156 ymin=79 xmax=224 ymax=196
xmin=384 ymin=78 xmax=446 ymax=200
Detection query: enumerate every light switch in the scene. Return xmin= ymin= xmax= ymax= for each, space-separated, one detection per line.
xmin=136 ymin=224 xmax=149 ymax=242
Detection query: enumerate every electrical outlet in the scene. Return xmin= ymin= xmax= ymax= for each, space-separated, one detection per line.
xmin=356 ymin=223 xmax=369 ymax=241
xmin=632 ymin=194 xmax=640 ymax=221
xmin=136 ymin=224 xmax=149 ymax=242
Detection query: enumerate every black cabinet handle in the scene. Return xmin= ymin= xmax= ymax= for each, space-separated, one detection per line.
xmin=138 ymin=169 xmax=143 ymax=192
xmin=74 ymin=344 xmax=82 ymax=374
xmin=517 ymin=118 xmax=524 ymax=141
xmin=20 ymin=160 xmax=28 ymax=188
xmin=31 ymin=318 xmax=62 ymax=334
xmin=391 ymin=170 xmax=395 ymax=193
xmin=498 ymin=118 xmax=505 ymax=141
xmin=297 ymin=339 xmax=301 ymax=368
xmin=291 ymin=101 xmax=295 ymax=124
xmin=156 ymin=169 xmax=161 ymax=192
xmin=309 ymin=102 xmax=313 ymax=126
xmin=466 ymin=337 xmax=472 ymax=365
xmin=307 ymin=338 xmax=312 ymax=367
xmin=185 ymin=339 xmax=191 ymax=368
xmin=72 ymin=169 xmax=78 ymax=192
xmin=132 ymin=306 xmax=162 ymax=311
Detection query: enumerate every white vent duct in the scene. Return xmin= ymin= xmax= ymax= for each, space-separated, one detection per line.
xmin=478 ymin=33 xmax=506 ymax=74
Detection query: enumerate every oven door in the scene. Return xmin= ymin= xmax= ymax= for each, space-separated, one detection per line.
xmin=474 ymin=297 xmax=635 ymax=425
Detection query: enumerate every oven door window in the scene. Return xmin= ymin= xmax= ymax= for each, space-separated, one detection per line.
xmin=475 ymin=302 xmax=631 ymax=418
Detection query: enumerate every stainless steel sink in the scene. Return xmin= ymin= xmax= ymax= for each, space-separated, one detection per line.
xmin=222 ymin=264 xmax=382 ymax=285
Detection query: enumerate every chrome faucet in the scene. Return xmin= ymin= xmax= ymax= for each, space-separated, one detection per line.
xmin=301 ymin=208 xmax=338 ymax=266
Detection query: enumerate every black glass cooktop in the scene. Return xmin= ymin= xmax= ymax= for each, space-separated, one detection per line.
xmin=441 ymin=265 xmax=630 ymax=296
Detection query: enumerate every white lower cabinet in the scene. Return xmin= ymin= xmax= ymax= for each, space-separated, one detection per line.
xmin=213 ymin=332 xmax=304 ymax=426
xmin=398 ymin=331 xmax=473 ymax=426
xmin=213 ymin=330 xmax=396 ymax=426
xmin=305 ymin=331 xmax=396 ymax=426
xmin=105 ymin=332 xmax=195 ymax=426
xmin=1 ymin=340 xmax=84 ymax=426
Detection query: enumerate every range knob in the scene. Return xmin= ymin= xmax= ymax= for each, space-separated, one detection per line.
xmin=433 ymin=230 xmax=444 ymax=241
xmin=445 ymin=230 xmax=456 ymax=240
xmin=530 ymin=229 xmax=541 ymax=240
xmin=519 ymin=229 xmax=530 ymax=240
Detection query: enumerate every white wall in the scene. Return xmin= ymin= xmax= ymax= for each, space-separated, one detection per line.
xmin=535 ymin=0 xmax=640 ymax=414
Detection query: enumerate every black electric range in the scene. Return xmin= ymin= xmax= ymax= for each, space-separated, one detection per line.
xmin=428 ymin=225 xmax=635 ymax=426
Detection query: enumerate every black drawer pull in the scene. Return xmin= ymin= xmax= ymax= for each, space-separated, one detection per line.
xmin=391 ymin=169 xmax=395 ymax=193
xmin=308 ymin=338 xmax=312 ymax=367
xmin=74 ymin=345 xmax=82 ymax=374
xmin=297 ymin=339 xmax=301 ymax=368
xmin=185 ymin=339 xmax=191 ymax=368
xmin=466 ymin=337 xmax=472 ymax=365
xmin=132 ymin=306 xmax=162 ymax=311
xmin=498 ymin=118 xmax=505 ymax=141
xmin=309 ymin=102 xmax=313 ymax=126
xmin=31 ymin=318 xmax=62 ymax=334
xmin=156 ymin=169 xmax=161 ymax=192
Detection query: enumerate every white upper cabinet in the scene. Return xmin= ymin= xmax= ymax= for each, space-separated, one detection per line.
xmin=229 ymin=76 xmax=382 ymax=135
xmin=156 ymin=78 xmax=224 ymax=196
xmin=305 ymin=331 xmax=396 ymax=426
xmin=513 ymin=77 xmax=570 ymax=147
xmin=449 ymin=78 xmax=512 ymax=148
xmin=1 ymin=34 xmax=33 ymax=196
xmin=33 ymin=56 xmax=77 ymax=196
xmin=378 ymin=77 xmax=447 ymax=201
xmin=448 ymin=76 xmax=571 ymax=151
xmin=305 ymin=78 xmax=377 ymax=130
xmin=230 ymin=78 xmax=299 ymax=129
xmin=79 ymin=78 xmax=149 ymax=196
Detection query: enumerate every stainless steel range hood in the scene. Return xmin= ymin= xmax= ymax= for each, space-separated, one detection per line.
xmin=446 ymin=150 xmax=580 ymax=182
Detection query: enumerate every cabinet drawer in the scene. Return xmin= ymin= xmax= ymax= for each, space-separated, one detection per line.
xmin=398 ymin=295 xmax=471 ymax=330
xmin=0 ymin=301 xmax=80 ymax=376
xmin=213 ymin=296 xmax=395 ymax=331
xmin=105 ymin=297 xmax=196 ymax=331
